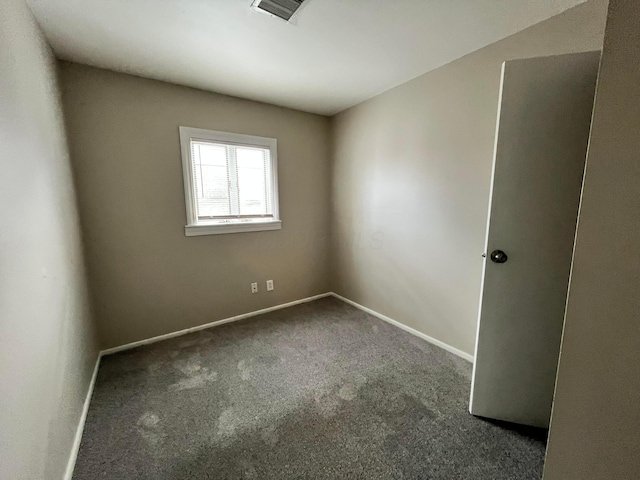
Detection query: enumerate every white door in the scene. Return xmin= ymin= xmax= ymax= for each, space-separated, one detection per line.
xmin=469 ymin=52 xmax=600 ymax=428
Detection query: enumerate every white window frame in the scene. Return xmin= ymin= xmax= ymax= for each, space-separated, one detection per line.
xmin=179 ymin=126 xmax=281 ymax=236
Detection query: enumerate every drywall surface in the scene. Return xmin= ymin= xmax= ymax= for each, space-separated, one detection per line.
xmin=544 ymin=0 xmax=640 ymax=478
xmin=0 ymin=1 xmax=99 ymax=479
xmin=60 ymin=63 xmax=332 ymax=348
xmin=330 ymin=0 xmax=608 ymax=356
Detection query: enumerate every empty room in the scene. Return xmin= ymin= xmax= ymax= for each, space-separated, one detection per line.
xmin=1 ymin=0 xmax=639 ymax=479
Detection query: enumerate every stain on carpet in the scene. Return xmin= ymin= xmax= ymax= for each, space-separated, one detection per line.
xmin=72 ymin=297 xmax=546 ymax=479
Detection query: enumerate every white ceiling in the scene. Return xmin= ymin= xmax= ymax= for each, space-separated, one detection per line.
xmin=28 ymin=0 xmax=587 ymax=115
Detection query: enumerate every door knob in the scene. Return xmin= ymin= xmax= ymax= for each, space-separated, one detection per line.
xmin=490 ymin=250 xmax=508 ymax=263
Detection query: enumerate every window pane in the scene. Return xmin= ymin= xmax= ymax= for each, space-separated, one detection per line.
xmin=236 ymin=147 xmax=271 ymax=216
xmin=192 ymin=142 xmax=230 ymax=218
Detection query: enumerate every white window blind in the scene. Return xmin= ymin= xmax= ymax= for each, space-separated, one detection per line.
xmin=180 ymin=127 xmax=280 ymax=236
xmin=191 ymin=142 xmax=273 ymax=220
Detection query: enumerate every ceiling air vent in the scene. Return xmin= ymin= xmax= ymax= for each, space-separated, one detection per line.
xmin=251 ymin=0 xmax=305 ymax=22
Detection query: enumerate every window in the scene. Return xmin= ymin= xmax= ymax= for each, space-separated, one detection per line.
xmin=179 ymin=127 xmax=281 ymax=236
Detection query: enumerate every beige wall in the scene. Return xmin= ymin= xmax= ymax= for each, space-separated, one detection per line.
xmin=330 ymin=0 xmax=608 ymax=356
xmin=0 ymin=1 xmax=99 ymax=479
xmin=60 ymin=63 xmax=332 ymax=349
xmin=544 ymin=0 xmax=640 ymax=478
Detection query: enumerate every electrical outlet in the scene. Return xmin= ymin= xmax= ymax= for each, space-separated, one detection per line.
xmin=251 ymin=282 xmax=258 ymax=294
xmin=266 ymin=279 xmax=274 ymax=291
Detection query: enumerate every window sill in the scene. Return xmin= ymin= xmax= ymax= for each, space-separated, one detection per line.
xmin=185 ymin=220 xmax=282 ymax=236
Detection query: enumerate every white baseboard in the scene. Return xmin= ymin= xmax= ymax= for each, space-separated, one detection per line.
xmin=64 ymin=353 xmax=101 ymax=480
xmin=96 ymin=292 xmax=470 ymax=363
xmin=100 ymin=293 xmax=333 ymax=356
xmin=329 ymin=292 xmax=474 ymax=363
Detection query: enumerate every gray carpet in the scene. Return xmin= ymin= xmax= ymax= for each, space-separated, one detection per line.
xmin=73 ymin=297 xmax=546 ymax=479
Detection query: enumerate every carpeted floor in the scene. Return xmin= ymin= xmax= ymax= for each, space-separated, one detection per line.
xmin=73 ymin=297 xmax=546 ymax=479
